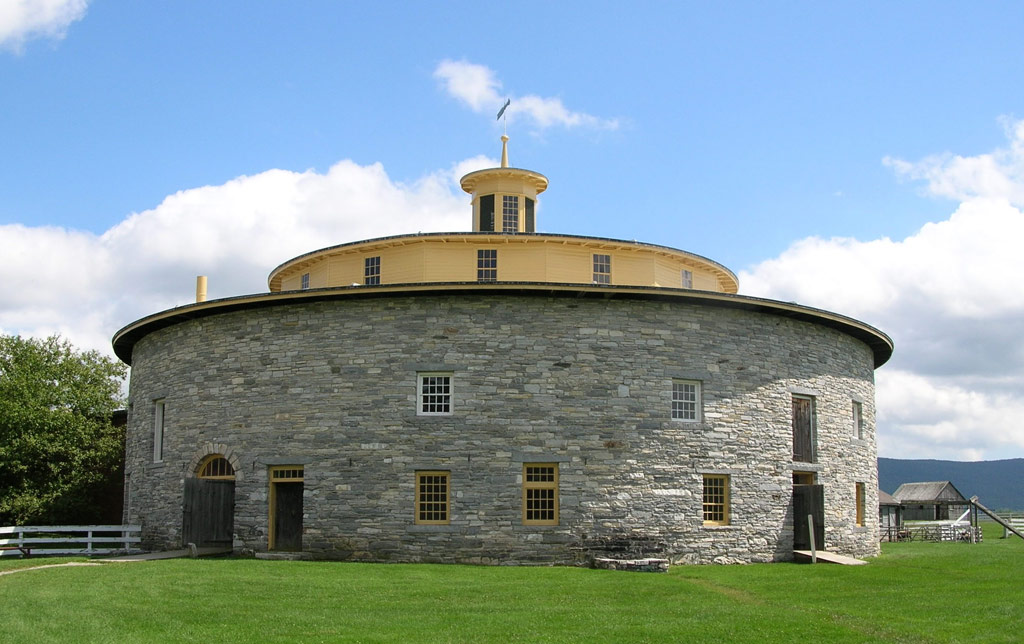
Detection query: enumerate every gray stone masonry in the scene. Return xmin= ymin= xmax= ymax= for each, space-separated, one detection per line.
xmin=122 ymin=294 xmax=880 ymax=564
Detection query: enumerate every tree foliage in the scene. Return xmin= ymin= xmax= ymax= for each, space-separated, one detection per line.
xmin=0 ymin=334 xmax=128 ymax=525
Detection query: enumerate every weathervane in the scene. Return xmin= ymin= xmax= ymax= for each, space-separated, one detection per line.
xmin=496 ymin=98 xmax=511 ymax=134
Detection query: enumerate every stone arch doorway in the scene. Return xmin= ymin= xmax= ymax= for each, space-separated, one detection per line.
xmin=182 ymin=454 xmax=236 ymax=549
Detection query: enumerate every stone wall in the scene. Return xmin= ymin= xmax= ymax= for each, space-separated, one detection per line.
xmin=122 ymin=293 xmax=880 ymax=563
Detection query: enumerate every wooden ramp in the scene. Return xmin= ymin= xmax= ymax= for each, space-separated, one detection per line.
xmin=793 ymin=550 xmax=868 ymax=565
xmin=102 ymin=546 xmax=232 ymax=562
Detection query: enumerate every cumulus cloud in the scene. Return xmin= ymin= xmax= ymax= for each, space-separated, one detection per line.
xmin=0 ymin=0 xmax=88 ymax=52
xmin=0 ymin=159 xmax=472 ymax=355
xmin=884 ymin=118 xmax=1024 ymax=206
xmin=741 ymin=119 xmax=1024 ymax=460
xmin=434 ymin=59 xmax=619 ymax=131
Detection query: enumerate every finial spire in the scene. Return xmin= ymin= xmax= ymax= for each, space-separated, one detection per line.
xmin=500 ymin=134 xmax=509 ymax=168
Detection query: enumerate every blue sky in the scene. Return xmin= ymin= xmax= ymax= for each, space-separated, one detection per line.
xmin=3 ymin=1 xmax=1024 ymax=462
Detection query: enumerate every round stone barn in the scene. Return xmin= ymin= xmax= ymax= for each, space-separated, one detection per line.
xmin=114 ymin=137 xmax=892 ymax=564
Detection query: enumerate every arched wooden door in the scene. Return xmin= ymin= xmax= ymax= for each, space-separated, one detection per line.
xmin=182 ymin=455 xmax=236 ymax=548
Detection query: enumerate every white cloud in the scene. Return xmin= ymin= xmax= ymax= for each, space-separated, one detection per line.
xmin=0 ymin=0 xmax=88 ymax=52
xmin=0 ymin=158 xmax=472 ymax=355
xmin=434 ymin=59 xmax=619 ymax=131
xmin=741 ymin=118 xmax=1024 ymax=460
xmin=884 ymin=117 xmax=1024 ymax=206
xmin=877 ymin=370 xmax=1024 ymax=461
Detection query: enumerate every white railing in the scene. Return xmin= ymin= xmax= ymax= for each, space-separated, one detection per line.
xmin=0 ymin=525 xmax=141 ymax=557
xmin=999 ymin=514 xmax=1024 ymax=539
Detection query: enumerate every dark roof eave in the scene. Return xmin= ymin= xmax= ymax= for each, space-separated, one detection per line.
xmin=112 ymin=282 xmax=893 ymax=367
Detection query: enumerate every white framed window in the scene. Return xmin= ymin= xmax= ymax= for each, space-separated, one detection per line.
xmin=152 ymin=399 xmax=165 ymax=462
xmin=852 ymin=401 xmax=864 ymax=439
xmin=477 ymin=249 xmax=497 ymax=282
xmin=593 ymin=254 xmax=611 ymax=284
xmin=682 ymin=269 xmax=693 ymax=289
xmin=417 ymin=372 xmax=452 ymax=415
xmin=300 ymin=273 xmax=310 ymax=290
xmin=672 ymin=380 xmax=701 ymax=422
xmin=502 ymin=195 xmax=519 ymax=232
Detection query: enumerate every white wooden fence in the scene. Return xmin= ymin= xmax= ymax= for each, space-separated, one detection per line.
xmin=998 ymin=513 xmax=1024 ymax=539
xmin=0 ymin=525 xmax=141 ymax=557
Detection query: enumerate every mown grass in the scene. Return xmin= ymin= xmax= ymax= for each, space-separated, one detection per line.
xmin=1 ymin=523 xmax=1021 ymax=643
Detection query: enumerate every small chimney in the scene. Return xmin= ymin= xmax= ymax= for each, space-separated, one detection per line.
xmin=196 ymin=275 xmax=208 ymax=303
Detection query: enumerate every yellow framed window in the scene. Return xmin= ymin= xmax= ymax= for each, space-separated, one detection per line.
xmin=856 ymin=482 xmax=866 ymax=527
xmin=364 ymin=256 xmax=381 ymax=285
xmin=477 ymin=249 xmax=497 ymax=282
xmin=416 ymin=471 xmax=450 ymax=525
xmin=523 ymin=463 xmax=559 ymax=525
xmin=702 ymin=474 xmax=730 ymax=526
xmin=502 ymin=195 xmax=519 ymax=232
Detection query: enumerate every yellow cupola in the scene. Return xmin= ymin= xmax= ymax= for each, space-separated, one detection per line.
xmin=459 ymin=135 xmax=548 ymax=233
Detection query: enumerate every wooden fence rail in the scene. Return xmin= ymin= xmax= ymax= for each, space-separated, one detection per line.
xmin=0 ymin=525 xmax=141 ymax=557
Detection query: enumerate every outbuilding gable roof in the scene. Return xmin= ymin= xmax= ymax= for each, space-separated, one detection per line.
xmin=892 ymin=481 xmax=967 ymax=503
xmin=878 ymin=489 xmax=900 ymax=506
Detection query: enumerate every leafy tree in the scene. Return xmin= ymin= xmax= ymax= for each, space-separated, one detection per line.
xmin=0 ymin=334 xmax=127 ymax=525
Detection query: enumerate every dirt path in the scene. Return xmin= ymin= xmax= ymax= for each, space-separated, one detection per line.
xmin=0 ymin=561 xmax=102 ymax=576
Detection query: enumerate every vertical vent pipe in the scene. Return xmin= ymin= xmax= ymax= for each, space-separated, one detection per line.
xmin=196 ymin=276 xmax=208 ymax=303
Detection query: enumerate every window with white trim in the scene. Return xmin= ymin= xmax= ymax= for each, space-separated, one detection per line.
xmin=417 ymin=372 xmax=452 ymax=415
xmin=416 ymin=471 xmax=450 ymax=524
xmin=852 ymin=401 xmax=864 ymax=440
xmin=682 ymin=269 xmax=693 ymax=289
xmin=672 ymin=380 xmax=701 ymax=422
xmin=593 ymin=254 xmax=611 ymax=284
xmin=502 ymin=195 xmax=519 ymax=232
xmin=152 ymin=399 xmax=165 ymax=462
xmin=703 ymin=474 xmax=729 ymax=526
xmin=300 ymin=273 xmax=310 ymax=290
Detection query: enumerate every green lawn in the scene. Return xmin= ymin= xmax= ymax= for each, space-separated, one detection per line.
xmin=1 ymin=524 xmax=1021 ymax=643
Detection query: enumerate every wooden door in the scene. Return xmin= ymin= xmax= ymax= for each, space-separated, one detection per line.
xmin=793 ymin=484 xmax=825 ymax=550
xmin=792 ymin=397 xmax=814 ymax=462
xmin=272 ymin=482 xmax=303 ymax=551
xmin=182 ymin=478 xmax=235 ymax=548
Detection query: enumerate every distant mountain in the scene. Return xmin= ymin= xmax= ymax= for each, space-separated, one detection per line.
xmin=878 ymin=458 xmax=1024 ymax=511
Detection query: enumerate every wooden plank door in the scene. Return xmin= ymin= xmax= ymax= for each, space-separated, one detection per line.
xmin=792 ymin=396 xmax=814 ymax=463
xmin=272 ymin=482 xmax=303 ymax=551
xmin=182 ymin=478 xmax=235 ymax=548
xmin=793 ymin=484 xmax=825 ymax=550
